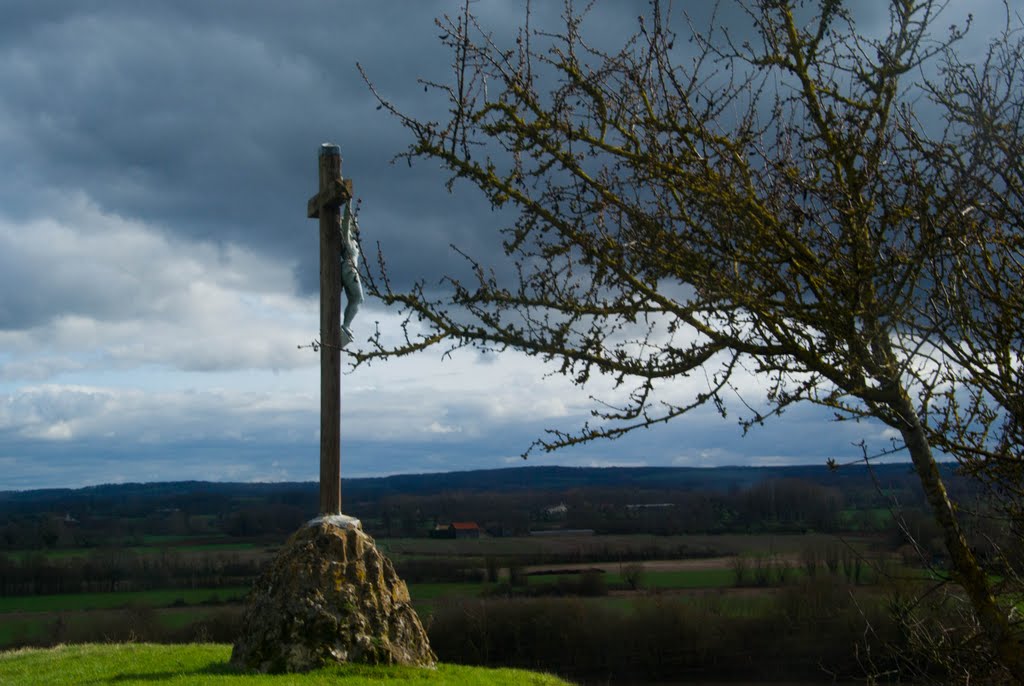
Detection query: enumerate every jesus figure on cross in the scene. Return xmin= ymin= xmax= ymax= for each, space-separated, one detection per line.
xmin=338 ymin=199 xmax=364 ymax=348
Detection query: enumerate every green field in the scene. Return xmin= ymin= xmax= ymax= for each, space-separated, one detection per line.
xmin=838 ymin=508 xmax=895 ymax=530
xmin=0 ymin=588 xmax=249 ymax=648
xmin=0 ymin=643 xmax=571 ymax=685
xmin=141 ymin=534 xmax=232 ymax=544
xmin=378 ymin=532 xmax=848 ymax=559
xmin=4 ymin=541 xmax=265 ymax=560
xmin=607 ymin=568 xmax=736 ymax=589
xmin=0 ymin=529 xmax=906 ymax=670
xmin=0 ymin=617 xmax=47 ymax=646
xmin=0 ymin=605 xmax=238 ymax=647
xmin=0 ymin=587 xmax=249 ymax=613
xmin=0 ymin=565 xmax=772 ymax=649
xmin=408 ymin=581 xmax=490 ymax=602
xmin=407 ymin=567 xmax=736 ymax=603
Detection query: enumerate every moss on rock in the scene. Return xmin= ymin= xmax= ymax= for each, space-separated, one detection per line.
xmin=230 ymin=520 xmax=435 ymax=673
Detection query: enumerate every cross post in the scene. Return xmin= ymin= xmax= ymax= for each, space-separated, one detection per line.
xmin=307 ymin=143 xmax=353 ymax=515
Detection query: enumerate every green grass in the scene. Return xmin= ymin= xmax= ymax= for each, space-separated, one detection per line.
xmin=0 ymin=587 xmax=250 ymax=613
xmin=0 ymin=643 xmax=570 ymax=685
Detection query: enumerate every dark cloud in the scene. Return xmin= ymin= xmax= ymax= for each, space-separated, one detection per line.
xmin=0 ymin=0 xmax=999 ymax=311
xmin=0 ymin=2 xmax=752 ymax=311
xmin=0 ymin=2 xmax=482 ymax=298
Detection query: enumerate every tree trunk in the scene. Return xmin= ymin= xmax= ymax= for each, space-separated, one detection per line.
xmin=892 ymin=390 xmax=1024 ymax=680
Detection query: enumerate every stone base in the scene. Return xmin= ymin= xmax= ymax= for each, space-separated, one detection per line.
xmin=230 ymin=517 xmax=436 ymax=673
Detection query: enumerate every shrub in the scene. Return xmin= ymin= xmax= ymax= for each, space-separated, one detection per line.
xmin=621 ymin=563 xmax=645 ymax=590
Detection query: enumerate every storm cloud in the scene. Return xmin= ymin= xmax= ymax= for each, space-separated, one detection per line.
xmin=0 ymin=1 xmax=1011 ymax=489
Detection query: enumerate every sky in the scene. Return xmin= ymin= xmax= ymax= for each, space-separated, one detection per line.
xmin=0 ymin=1 xmax=1013 ymax=490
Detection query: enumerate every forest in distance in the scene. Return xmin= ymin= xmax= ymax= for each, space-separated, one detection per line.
xmin=0 ymin=463 xmax=1006 ymax=684
xmin=0 ymin=463 xmax=960 ymax=550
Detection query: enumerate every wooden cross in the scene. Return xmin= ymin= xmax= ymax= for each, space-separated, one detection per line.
xmin=307 ymin=143 xmax=353 ymax=515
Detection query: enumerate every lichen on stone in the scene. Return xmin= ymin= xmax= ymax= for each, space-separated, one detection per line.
xmin=230 ymin=520 xmax=436 ymax=673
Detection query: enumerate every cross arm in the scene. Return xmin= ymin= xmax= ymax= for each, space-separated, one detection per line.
xmin=307 ymin=178 xmax=354 ymax=219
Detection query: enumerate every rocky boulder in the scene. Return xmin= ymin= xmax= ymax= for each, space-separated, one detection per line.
xmin=230 ymin=515 xmax=436 ymax=673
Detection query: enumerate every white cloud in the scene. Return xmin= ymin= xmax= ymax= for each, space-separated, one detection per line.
xmin=427 ymin=421 xmax=461 ymax=434
xmin=673 ymin=447 xmax=745 ymax=468
xmin=0 ymin=196 xmax=317 ymax=377
xmin=880 ymin=428 xmax=902 ymax=441
xmin=0 ymin=355 xmax=84 ymax=382
xmin=0 ymin=383 xmax=315 ymax=444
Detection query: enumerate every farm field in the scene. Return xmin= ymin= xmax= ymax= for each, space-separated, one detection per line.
xmin=0 ymin=534 xmax=892 ymax=651
xmin=0 ymin=587 xmax=250 ymax=614
xmin=377 ymin=531 xmax=859 ymax=558
xmin=0 ymin=531 xmax=900 ymax=614
xmin=0 ymin=557 xmax=757 ymax=645
xmin=3 ymin=542 xmax=272 ymax=563
xmin=0 ymin=466 xmax=973 ymax=683
xmin=0 ymin=605 xmax=240 ymax=647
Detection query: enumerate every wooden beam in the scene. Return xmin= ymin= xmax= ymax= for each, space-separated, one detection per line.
xmin=313 ymin=143 xmax=347 ymax=515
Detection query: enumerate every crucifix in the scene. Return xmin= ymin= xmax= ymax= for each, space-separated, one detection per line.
xmin=307 ymin=143 xmax=354 ymax=515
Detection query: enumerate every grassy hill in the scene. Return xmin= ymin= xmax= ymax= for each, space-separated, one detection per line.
xmin=0 ymin=643 xmax=570 ymax=686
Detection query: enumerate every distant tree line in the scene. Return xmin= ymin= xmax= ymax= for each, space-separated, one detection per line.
xmin=0 ymin=472 xmax=958 ymax=551
xmin=370 ymin=478 xmax=863 ymax=537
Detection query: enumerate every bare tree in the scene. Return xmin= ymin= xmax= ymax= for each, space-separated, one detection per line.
xmin=920 ymin=15 xmax=1024 ymax=560
xmin=359 ymin=0 xmax=1023 ymax=678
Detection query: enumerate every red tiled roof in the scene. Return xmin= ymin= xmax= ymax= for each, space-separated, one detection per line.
xmin=450 ymin=521 xmax=480 ymax=530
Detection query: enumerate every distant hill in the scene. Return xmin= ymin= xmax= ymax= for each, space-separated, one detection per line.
xmin=0 ymin=462 xmax=932 ymax=514
xmin=339 ymin=462 xmax=926 ymax=496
